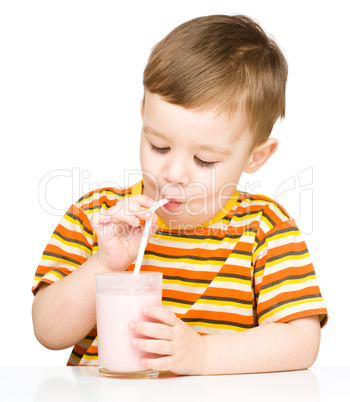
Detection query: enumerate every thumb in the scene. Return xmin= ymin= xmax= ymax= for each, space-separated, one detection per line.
xmin=148 ymin=213 xmax=159 ymax=239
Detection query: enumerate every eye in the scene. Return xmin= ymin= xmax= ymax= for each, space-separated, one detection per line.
xmin=149 ymin=143 xmax=170 ymax=154
xmin=194 ymin=156 xmax=216 ymax=168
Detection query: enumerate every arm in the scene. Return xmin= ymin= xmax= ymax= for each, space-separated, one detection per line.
xmin=32 ymin=195 xmax=157 ymax=350
xmin=202 ymin=315 xmax=321 ymax=374
xmin=32 ymin=254 xmax=111 ymax=350
xmin=129 ymin=307 xmax=321 ymax=375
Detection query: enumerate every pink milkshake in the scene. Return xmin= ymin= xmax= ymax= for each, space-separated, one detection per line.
xmin=95 ymin=272 xmax=162 ymax=379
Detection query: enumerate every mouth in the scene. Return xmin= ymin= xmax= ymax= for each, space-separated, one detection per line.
xmin=162 ymin=196 xmax=184 ymax=211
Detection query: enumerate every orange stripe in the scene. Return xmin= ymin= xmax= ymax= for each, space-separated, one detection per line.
xmin=204 ymin=287 xmax=252 ymax=301
xmin=44 ymin=244 xmax=88 ymax=265
xmin=258 ymin=286 xmax=323 ymax=313
xmin=183 ymin=309 xmax=254 ymax=325
xmin=55 ymin=224 xmax=92 ymax=248
xmin=275 ymin=309 xmax=327 ymax=324
xmin=31 ymin=184 xmax=327 ymax=368
xmin=262 ymin=263 xmax=314 ymax=286
xmin=146 ymin=243 xmax=233 ymax=259
xmin=79 ymin=194 xmax=118 ymax=211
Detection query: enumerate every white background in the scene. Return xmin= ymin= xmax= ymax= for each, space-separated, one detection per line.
xmin=1 ymin=0 xmax=348 ymax=367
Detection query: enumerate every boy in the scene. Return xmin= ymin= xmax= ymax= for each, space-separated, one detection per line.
xmin=32 ymin=14 xmax=327 ymax=375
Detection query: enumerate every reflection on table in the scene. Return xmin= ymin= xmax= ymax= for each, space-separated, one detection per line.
xmin=0 ymin=366 xmax=349 ymax=402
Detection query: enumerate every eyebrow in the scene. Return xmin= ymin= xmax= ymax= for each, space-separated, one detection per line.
xmin=143 ymin=125 xmax=231 ymax=156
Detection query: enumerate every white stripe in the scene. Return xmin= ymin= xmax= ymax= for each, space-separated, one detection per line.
xmin=258 ymin=278 xmax=320 ymax=303
xmin=60 ymin=214 xmax=95 ymax=241
xmin=207 ymin=280 xmax=252 ymax=293
xmin=49 ymin=237 xmax=91 ymax=258
xmin=38 ymin=272 xmax=62 ymax=283
xmin=142 ymin=258 xmax=224 ymax=272
xmin=259 ymin=219 xmax=272 ymax=234
xmin=162 ymin=283 xmax=207 ymax=294
xmin=230 ymin=214 xmax=262 ymax=228
xmin=241 ymin=199 xmax=289 ymax=222
xmin=265 ymin=255 xmax=313 ymax=273
xmin=162 ymin=304 xmax=189 ymax=316
xmin=260 ymin=301 xmax=326 ymax=324
xmin=224 ymin=255 xmax=251 ymax=265
xmin=39 ymin=255 xmax=76 ymax=271
xmin=193 ymin=301 xmax=252 ymax=315
xmin=76 ymin=190 xmax=119 ymax=208
xmin=150 ymin=237 xmax=237 ymax=250
xmin=266 ymin=233 xmax=305 ymax=249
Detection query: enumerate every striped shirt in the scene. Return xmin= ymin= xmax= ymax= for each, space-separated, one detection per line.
xmin=32 ymin=180 xmax=328 ymax=366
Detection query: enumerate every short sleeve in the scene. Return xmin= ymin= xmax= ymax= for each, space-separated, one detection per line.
xmin=32 ymin=203 xmax=95 ymax=295
xmin=253 ymin=219 xmax=328 ymax=328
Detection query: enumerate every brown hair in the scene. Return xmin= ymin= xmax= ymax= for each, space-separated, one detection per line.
xmin=143 ymin=14 xmax=288 ymax=148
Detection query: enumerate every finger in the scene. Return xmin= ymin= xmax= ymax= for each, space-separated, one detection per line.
xmin=142 ymin=306 xmax=178 ymax=327
xmin=107 ymin=202 xmax=153 ymax=226
xmin=141 ymin=356 xmax=172 ymax=372
xmin=90 ymin=210 xmax=112 ymax=230
xmin=134 ymin=210 xmax=153 ymax=221
xmin=127 ymin=195 xmax=155 ymax=208
xmin=116 ymin=196 xmax=154 ymax=218
xmin=102 ymin=207 xmax=142 ymax=228
xmin=131 ymin=338 xmax=172 ymax=356
xmin=129 ymin=320 xmax=173 ymax=340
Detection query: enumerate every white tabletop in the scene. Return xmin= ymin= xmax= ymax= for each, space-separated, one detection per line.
xmin=0 ymin=366 xmax=349 ymax=402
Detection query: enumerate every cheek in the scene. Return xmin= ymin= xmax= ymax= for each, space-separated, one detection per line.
xmin=211 ymin=166 xmax=239 ymax=198
xmin=140 ymin=141 xmax=153 ymax=171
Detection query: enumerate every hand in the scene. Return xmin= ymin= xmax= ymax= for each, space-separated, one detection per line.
xmin=90 ymin=195 xmax=158 ymax=271
xmin=128 ymin=306 xmax=207 ymax=375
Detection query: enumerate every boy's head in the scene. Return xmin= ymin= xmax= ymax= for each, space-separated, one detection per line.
xmin=143 ymin=14 xmax=288 ymax=149
xmin=140 ymin=15 xmax=288 ymax=229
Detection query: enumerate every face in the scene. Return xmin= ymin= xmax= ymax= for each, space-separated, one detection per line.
xmin=140 ymin=91 xmax=255 ymax=229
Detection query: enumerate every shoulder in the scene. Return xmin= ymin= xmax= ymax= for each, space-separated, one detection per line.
xmin=238 ymin=192 xmax=290 ymax=220
xmin=234 ymin=191 xmax=294 ymax=235
xmin=74 ymin=185 xmax=134 ymax=216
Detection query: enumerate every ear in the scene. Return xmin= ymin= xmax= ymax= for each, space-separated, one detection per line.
xmin=244 ymin=138 xmax=278 ymax=173
xmin=140 ymin=98 xmax=144 ymax=119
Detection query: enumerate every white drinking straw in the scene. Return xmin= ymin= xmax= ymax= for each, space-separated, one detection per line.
xmin=133 ymin=198 xmax=169 ymax=275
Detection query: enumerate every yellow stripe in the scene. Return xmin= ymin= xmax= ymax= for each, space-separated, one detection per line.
xmin=244 ymin=197 xmax=290 ymax=220
xmin=33 ymin=275 xmax=47 ymax=283
xmin=228 ymin=252 xmax=251 ymax=261
xmin=260 ymin=297 xmax=324 ymax=321
xmin=253 ymin=230 xmax=301 ymax=261
xmin=186 ymin=321 xmax=246 ymax=332
xmin=214 ymin=276 xmax=251 ymax=285
xmin=52 ymin=234 xmax=92 ymax=254
xmin=260 ymin=275 xmax=317 ymax=296
xmin=259 ymin=230 xmax=300 ymax=251
xmin=163 ymin=278 xmax=208 ymax=288
xmin=261 ymin=214 xmax=274 ymax=231
xmin=131 ymin=180 xmax=143 ymax=196
xmin=42 ymin=254 xmax=80 ymax=268
xmin=269 ymin=229 xmax=300 ymax=241
xmin=196 ymin=299 xmax=251 ymax=309
xmin=149 ymin=255 xmax=224 ymax=265
xmin=162 ymin=300 xmax=192 ymax=309
xmin=76 ymin=189 xmax=118 ymax=206
xmin=266 ymin=252 xmax=310 ymax=268
xmin=155 ymin=233 xmax=238 ymax=245
xmin=82 ymin=354 xmax=98 ymax=361
xmin=64 ymin=214 xmax=94 ymax=240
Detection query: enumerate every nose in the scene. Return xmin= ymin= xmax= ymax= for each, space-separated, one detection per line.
xmin=163 ymin=155 xmax=189 ymax=186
